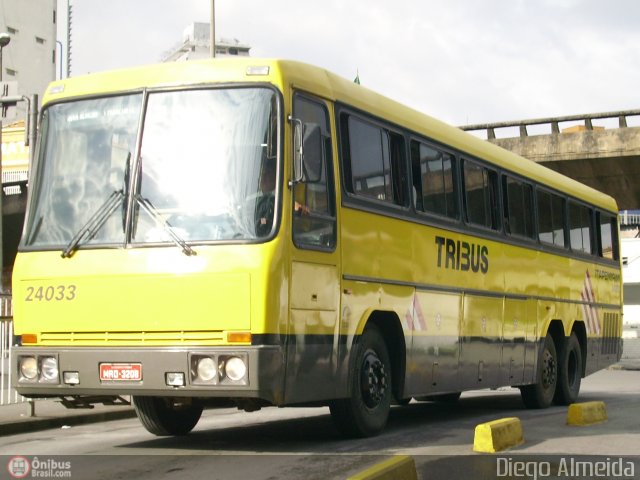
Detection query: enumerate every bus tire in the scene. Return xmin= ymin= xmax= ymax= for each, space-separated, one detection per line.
xmin=133 ymin=396 xmax=203 ymax=436
xmin=520 ymin=334 xmax=557 ymax=409
xmin=553 ymin=333 xmax=582 ymax=405
xmin=329 ymin=325 xmax=391 ymax=438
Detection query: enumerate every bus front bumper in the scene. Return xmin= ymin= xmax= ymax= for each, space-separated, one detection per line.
xmin=12 ymin=345 xmax=285 ymax=404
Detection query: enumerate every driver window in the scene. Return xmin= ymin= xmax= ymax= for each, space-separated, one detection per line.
xmin=292 ymin=95 xmax=336 ymax=250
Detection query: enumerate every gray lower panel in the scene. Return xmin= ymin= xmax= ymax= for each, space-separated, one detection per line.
xmin=12 ymin=345 xmax=285 ymax=404
xmin=404 ymin=335 xmax=538 ymax=399
xmin=586 ymin=337 xmax=623 ymax=376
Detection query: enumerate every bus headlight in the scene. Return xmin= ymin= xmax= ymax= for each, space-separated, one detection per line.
xmin=196 ymin=357 xmax=218 ymax=383
xmin=190 ymin=353 xmax=248 ymax=385
xmin=19 ymin=356 xmax=38 ymax=381
xmin=224 ymin=356 xmax=247 ymax=382
xmin=40 ymin=356 xmax=59 ymax=382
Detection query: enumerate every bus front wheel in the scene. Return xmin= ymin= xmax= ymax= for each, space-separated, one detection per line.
xmin=133 ymin=396 xmax=203 ymax=436
xmin=329 ymin=325 xmax=392 ymax=438
xmin=520 ymin=334 xmax=557 ymax=409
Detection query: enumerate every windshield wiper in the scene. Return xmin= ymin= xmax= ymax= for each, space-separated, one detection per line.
xmin=134 ymin=194 xmax=196 ymax=256
xmin=61 ymin=189 xmax=125 ymax=258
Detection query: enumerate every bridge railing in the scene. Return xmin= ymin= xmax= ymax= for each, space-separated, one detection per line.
xmin=621 ymin=211 xmax=640 ymax=227
xmin=460 ymin=109 xmax=640 ymax=140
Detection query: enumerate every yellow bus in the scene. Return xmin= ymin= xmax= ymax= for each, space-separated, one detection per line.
xmin=12 ymin=59 xmax=622 ymax=437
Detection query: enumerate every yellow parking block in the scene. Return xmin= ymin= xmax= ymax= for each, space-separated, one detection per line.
xmin=473 ymin=417 xmax=524 ymax=453
xmin=348 ymin=455 xmax=417 ymax=480
xmin=567 ymin=401 xmax=608 ymax=426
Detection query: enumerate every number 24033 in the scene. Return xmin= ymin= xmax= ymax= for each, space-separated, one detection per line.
xmin=25 ymin=285 xmax=77 ymax=302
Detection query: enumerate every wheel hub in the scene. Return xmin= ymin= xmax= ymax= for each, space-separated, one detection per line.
xmin=541 ymin=349 xmax=557 ymax=389
xmin=361 ymin=350 xmax=387 ymax=408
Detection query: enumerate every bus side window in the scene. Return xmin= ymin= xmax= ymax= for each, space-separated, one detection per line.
xmin=568 ymin=201 xmax=593 ymax=254
xmin=598 ymin=212 xmax=619 ymax=260
xmin=410 ymin=140 xmax=458 ymax=219
xmin=538 ymin=189 xmax=567 ymax=249
xmin=292 ymin=95 xmax=336 ymax=250
xmin=342 ymin=115 xmax=407 ymax=207
xmin=502 ymin=175 xmax=534 ymax=239
xmin=462 ymin=159 xmax=499 ymax=230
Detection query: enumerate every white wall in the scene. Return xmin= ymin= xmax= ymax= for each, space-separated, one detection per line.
xmin=622 ymin=237 xmax=640 ymax=328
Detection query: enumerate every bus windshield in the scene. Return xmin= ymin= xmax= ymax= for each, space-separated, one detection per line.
xmin=24 ymin=87 xmax=280 ymax=251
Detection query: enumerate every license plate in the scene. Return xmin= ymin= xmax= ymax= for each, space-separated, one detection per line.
xmin=99 ymin=363 xmax=142 ymax=381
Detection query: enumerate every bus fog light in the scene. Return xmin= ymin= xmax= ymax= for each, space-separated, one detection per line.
xmin=40 ymin=356 xmax=59 ymax=382
xmin=196 ymin=357 xmax=218 ymax=383
xmin=224 ymin=357 xmax=247 ymax=382
xmin=166 ymin=372 xmax=185 ymax=387
xmin=63 ymin=371 xmax=80 ymax=385
xmin=19 ymin=356 xmax=38 ymax=380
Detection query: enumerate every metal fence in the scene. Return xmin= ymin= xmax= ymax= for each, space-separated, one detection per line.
xmin=620 ymin=211 xmax=640 ymax=227
xmin=1 ymin=294 xmax=26 ymax=406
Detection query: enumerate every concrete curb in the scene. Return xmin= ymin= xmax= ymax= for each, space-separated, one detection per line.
xmin=567 ymin=401 xmax=607 ymax=426
xmin=473 ymin=417 xmax=524 ymax=453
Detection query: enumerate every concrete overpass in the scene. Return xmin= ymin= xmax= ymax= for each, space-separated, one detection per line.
xmin=460 ymin=109 xmax=640 ymax=210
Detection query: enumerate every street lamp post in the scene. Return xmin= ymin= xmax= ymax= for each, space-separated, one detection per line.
xmin=0 ymin=32 xmax=10 ymax=293
xmin=0 ymin=32 xmax=11 ymax=81
xmin=210 ymin=0 xmax=216 ymax=58
xmin=56 ymin=40 xmax=64 ymax=80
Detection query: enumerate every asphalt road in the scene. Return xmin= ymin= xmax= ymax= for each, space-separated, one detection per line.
xmin=0 ymin=369 xmax=639 ymax=480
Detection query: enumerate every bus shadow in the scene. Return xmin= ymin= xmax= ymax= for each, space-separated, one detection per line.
xmin=118 ymin=388 xmax=592 ymax=453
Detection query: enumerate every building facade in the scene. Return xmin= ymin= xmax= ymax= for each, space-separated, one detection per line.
xmin=0 ymin=0 xmax=57 ymax=112
xmin=162 ymin=22 xmax=250 ymax=62
xmin=1 ymin=0 xmax=55 ymax=293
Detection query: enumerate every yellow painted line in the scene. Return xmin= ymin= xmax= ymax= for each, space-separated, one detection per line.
xmin=567 ymin=401 xmax=608 ymax=426
xmin=473 ymin=417 xmax=524 ymax=453
xmin=347 ymin=455 xmax=417 ymax=480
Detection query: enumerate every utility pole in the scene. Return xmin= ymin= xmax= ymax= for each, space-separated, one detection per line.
xmin=210 ymin=0 xmax=216 ymax=58
xmin=0 ymin=33 xmax=11 ymax=293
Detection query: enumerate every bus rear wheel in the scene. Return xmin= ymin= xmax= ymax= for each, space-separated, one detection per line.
xmin=520 ymin=334 xmax=557 ymax=409
xmin=329 ymin=325 xmax=392 ymax=438
xmin=133 ymin=396 xmax=203 ymax=436
xmin=553 ymin=332 xmax=582 ymax=405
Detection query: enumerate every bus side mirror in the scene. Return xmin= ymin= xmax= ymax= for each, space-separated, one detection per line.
xmin=289 ymin=115 xmax=304 ymax=186
xmin=289 ymin=116 xmax=323 ymax=185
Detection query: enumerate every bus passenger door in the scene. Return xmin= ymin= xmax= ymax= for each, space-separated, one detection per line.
xmin=286 ymin=93 xmax=340 ymax=404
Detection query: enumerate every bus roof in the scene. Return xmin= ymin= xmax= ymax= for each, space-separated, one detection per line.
xmin=44 ymin=58 xmax=618 ymax=213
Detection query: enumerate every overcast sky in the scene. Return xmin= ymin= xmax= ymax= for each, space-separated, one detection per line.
xmin=57 ymin=0 xmax=640 ymax=126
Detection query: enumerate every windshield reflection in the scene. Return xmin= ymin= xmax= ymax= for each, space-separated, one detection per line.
xmin=24 ymin=87 xmax=280 ymax=251
xmin=25 ymin=94 xmax=140 ymax=248
xmin=134 ymin=88 xmax=279 ymax=243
